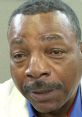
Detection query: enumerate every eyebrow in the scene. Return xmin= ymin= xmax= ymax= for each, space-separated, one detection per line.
xmin=40 ymin=34 xmax=64 ymax=42
xmin=10 ymin=37 xmax=25 ymax=45
xmin=10 ymin=34 xmax=64 ymax=45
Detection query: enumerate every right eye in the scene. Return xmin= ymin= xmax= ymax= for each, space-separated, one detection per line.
xmin=11 ymin=52 xmax=27 ymax=63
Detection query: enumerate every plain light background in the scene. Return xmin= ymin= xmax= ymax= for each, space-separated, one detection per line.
xmin=0 ymin=0 xmax=82 ymax=83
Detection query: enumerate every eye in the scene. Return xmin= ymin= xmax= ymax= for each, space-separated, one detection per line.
xmin=11 ymin=52 xmax=27 ymax=63
xmin=46 ymin=48 xmax=66 ymax=58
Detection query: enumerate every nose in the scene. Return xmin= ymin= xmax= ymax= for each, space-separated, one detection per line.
xmin=25 ymin=55 xmax=50 ymax=79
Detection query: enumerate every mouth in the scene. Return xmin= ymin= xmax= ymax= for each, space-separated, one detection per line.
xmin=30 ymin=89 xmax=59 ymax=102
xmin=24 ymin=80 xmax=64 ymax=102
xmin=32 ymin=89 xmax=53 ymax=94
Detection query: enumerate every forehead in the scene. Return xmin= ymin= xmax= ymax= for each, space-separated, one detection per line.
xmin=9 ymin=11 xmax=72 ymax=33
xmin=8 ymin=11 xmax=76 ymax=45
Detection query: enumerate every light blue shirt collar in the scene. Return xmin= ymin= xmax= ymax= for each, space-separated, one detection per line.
xmin=70 ymin=86 xmax=82 ymax=117
xmin=27 ymin=101 xmax=37 ymax=117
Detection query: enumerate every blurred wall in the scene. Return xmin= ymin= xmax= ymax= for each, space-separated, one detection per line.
xmin=0 ymin=0 xmax=23 ymax=83
xmin=0 ymin=0 xmax=82 ymax=83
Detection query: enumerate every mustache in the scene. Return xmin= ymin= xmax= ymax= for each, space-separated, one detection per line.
xmin=23 ymin=80 xmax=64 ymax=94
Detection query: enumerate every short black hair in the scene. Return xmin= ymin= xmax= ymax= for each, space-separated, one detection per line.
xmin=8 ymin=0 xmax=81 ymax=41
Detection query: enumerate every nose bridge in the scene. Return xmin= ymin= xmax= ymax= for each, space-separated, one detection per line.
xmin=29 ymin=52 xmax=45 ymax=72
xmin=25 ymin=52 xmax=50 ymax=78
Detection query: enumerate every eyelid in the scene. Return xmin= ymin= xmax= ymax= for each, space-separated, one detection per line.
xmin=11 ymin=51 xmax=26 ymax=58
xmin=45 ymin=48 xmax=67 ymax=58
xmin=11 ymin=49 xmax=30 ymax=55
xmin=10 ymin=51 xmax=29 ymax=63
xmin=11 ymin=51 xmax=25 ymax=56
xmin=47 ymin=48 xmax=66 ymax=53
xmin=49 ymin=48 xmax=65 ymax=54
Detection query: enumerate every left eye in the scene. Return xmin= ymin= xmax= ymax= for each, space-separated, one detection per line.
xmin=46 ymin=48 xmax=65 ymax=58
xmin=50 ymin=49 xmax=63 ymax=54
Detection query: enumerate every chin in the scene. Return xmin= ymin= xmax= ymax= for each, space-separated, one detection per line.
xmin=31 ymin=100 xmax=65 ymax=113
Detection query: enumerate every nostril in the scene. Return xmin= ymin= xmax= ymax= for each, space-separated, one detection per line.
xmin=26 ymin=74 xmax=34 ymax=78
xmin=26 ymin=72 xmax=50 ymax=79
xmin=25 ymin=67 xmax=50 ymax=79
xmin=40 ymin=72 xmax=50 ymax=78
xmin=26 ymin=73 xmax=49 ymax=79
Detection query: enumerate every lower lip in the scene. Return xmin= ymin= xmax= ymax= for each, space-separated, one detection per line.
xmin=30 ymin=89 xmax=60 ymax=102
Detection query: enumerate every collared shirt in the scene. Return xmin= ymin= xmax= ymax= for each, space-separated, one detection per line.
xmin=69 ymin=86 xmax=82 ymax=117
xmin=27 ymin=102 xmax=37 ymax=117
xmin=27 ymin=85 xmax=82 ymax=117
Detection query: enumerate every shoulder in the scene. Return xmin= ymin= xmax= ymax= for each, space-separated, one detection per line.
xmin=0 ymin=79 xmax=14 ymax=96
xmin=0 ymin=79 xmax=14 ymax=107
xmin=0 ymin=79 xmax=29 ymax=117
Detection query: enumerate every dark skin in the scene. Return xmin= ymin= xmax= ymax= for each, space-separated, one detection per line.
xmin=8 ymin=11 xmax=82 ymax=117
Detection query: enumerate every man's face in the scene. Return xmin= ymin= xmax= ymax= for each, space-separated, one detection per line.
xmin=8 ymin=11 xmax=82 ymax=113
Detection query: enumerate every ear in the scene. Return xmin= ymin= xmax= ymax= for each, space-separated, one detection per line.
xmin=80 ymin=42 xmax=82 ymax=53
xmin=79 ymin=42 xmax=82 ymax=61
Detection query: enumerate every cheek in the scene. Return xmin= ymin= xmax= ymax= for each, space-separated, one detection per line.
xmin=67 ymin=64 xmax=80 ymax=90
xmin=51 ymin=59 xmax=80 ymax=94
xmin=10 ymin=64 xmax=25 ymax=93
